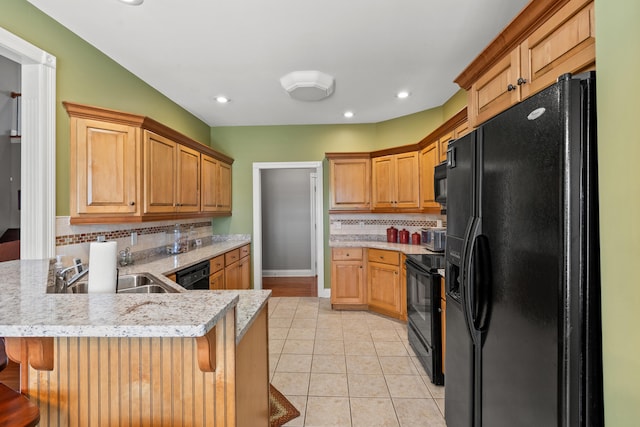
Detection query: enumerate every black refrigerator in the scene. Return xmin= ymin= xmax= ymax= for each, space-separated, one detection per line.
xmin=444 ymin=72 xmax=603 ymax=427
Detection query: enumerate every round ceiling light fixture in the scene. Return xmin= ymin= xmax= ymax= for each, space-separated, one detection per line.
xmin=118 ymin=0 xmax=144 ymax=5
xmin=280 ymin=71 xmax=335 ymax=102
xmin=396 ymin=91 xmax=410 ymax=99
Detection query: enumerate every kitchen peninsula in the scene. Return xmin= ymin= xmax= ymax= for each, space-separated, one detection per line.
xmin=0 ymin=240 xmax=270 ymax=427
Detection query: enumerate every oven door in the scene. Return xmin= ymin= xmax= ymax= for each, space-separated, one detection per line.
xmin=406 ymin=257 xmax=443 ymax=384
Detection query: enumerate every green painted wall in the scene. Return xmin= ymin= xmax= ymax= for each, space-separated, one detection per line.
xmin=596 ymin=0 xmax=640 ymax=424
xmin=376 ymin=107 xmax=444 ymax=149
xmin=0 ymin=1 xmax=211 ymax=216
xmin=443 ymin=89 xmax=467 ymax=120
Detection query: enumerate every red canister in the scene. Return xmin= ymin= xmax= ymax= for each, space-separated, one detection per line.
xmin=399 ymin=229 xmax=410 ymax=244
xmin=411 ymin=232 xmax=421 ymax=245
xmin=386 ymin=226 xmax=398 ymax=243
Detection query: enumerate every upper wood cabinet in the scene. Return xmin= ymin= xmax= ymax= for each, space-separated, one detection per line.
xmin=70 ymin=118 xmax=140 ymax=216
xmin=438 ymin=131 xmax=453 ymax=164
xmin=64 ymin=102 xmax=233 ymax=224
xmin=327 ymin=154 xmax=371 ymax=211
xmin=143 ymin=131 xmax=201 ymax=214
xmin=420 ymin=142 xmax=440 ymax=209
xmin=372 ymin=151 xmax=419 ymax=210
xmin=458 ymin=0 xmax=595 ymax=128
xmin=201 ymin=154 xmax=232 ymax=214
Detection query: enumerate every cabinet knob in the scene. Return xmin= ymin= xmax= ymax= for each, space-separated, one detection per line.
xmin=517 ymin=77 xmax=527 ymax=85
xmin=507 ymin=84 xmax=517 ymax=92
xmin=129 ymin=201 xmax=135 ymax=206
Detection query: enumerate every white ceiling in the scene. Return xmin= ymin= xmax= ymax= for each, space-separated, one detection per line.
xmin=27 ymin=0 xmax=529 ymax=127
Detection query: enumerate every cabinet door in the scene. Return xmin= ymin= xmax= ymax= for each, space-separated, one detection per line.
xmin=72 ymin=118 xmax=139 ymax=215
xmin=400 ymin=254 xmax=407 ymax=321
xmin=225 ymin=261 xmax=241 ymax=289
xmin=217 ymin=161 xmax=232 ymax=213
xmin=331 ymin=260 xmax=365 ymax=304
xmin=438 ymin=132 xmax=453 ymax=164
xmin=454 ymin=121 xmax=469 ymax=139
xmin=239 ymin=256 xmax=251 ymax=290
xmin=520 ymin=0 xmax=595 ymax=99
xmin=209 ymin=269 xmax=225 ymax=290
xmin=367 ymin=261 xmax=401 ymax=317
xmin=329 ymin=158 xmax=371 ymax=210
xmin=469 ymin=47 xmax=521 ymax=128
xmin=176 ymin=145 xmax=200 ymax=212
xmin=395 ymin=152 xmax=420 ymax=209
xmin=371 ymin=155 xmax=395 ymax=209
xmin=144 ymin=132 xmax=176 ymax=213
xmin=201 ymin=154 xmax=219 ymax=212
xmin=420 ymin=143 xmax=440 ymax=209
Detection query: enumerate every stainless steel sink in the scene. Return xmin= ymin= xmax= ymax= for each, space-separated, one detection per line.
xmin=50 ymin=273 xmax=179 ymax=294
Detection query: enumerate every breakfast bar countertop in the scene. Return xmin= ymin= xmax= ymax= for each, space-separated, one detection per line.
xmin=0 ymin=239 xmax=269 ymax=341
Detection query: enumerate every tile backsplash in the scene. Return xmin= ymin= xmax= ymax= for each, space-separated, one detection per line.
xmin=55 ymin=217 xmax=214 ymax=267
xmin=330 ymin=213 xmax=446 ymax=242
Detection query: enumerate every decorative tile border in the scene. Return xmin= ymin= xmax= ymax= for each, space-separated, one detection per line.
xmin=55 ymin=221 xmax=212 ymax=247
xmin=335 ymin=218 xmax=444 ymax=228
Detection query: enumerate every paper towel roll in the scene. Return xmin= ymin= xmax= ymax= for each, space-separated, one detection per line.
xmin=88 ymin=241 xmax=118 ymax=293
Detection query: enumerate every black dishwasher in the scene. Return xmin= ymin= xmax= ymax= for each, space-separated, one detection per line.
xmin=175 ymin=260 xmax=210 ymax=290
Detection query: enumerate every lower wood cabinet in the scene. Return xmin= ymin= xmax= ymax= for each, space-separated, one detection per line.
xmin=225 ymin=244 xmax=251 ymax=290
xmin=367 ymin=249 xmax=403 ymax=320
xmin=330 ymin=247 xmax=407 ymax=320
xmin=236 ymin=304 xmax=269 ymax=427
xmin=330 ymin=248 xmax=366 ymax=308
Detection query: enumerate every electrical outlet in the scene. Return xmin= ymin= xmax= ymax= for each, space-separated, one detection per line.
xmin=195 ymin=238 xmax=202 ymax=247
xmin=359 ymin=221 xmax=365 ymax=228
xmin=333 ymin=221 xmax=342 ymax=229
xmin=131 ymin=232 xmax=138 ymax=246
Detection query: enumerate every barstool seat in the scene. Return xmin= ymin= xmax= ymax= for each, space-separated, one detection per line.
xmin=0 ymin=338 xmax=40 ymax=427
xmin=0 ymin=383 xmax=40 ymax=427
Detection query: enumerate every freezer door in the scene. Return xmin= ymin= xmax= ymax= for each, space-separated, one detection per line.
xmin=477 ymin=82 xmax=562 ymax=426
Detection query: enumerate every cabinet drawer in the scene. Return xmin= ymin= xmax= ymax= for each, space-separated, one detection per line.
xmin=239 ymin=244 xmax=251 ymax=259
xmin=332 ymin=248 xmax=363 ymax=261
xmin=209 ymin=255 xmax=224 ymax=273
xmin=368 ymin=249 xmax=399 ymax=265
xmin=225 ymin=249 xmax=240 ymax=265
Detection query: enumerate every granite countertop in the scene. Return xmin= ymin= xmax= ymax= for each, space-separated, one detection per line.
xmin=329 ymin=240 xmax=442 ymax=256
xmin=0 ymin=239 xmax=270 ymax=341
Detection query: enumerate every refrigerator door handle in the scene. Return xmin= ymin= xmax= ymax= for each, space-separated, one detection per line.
xmin=462 ymin=219 xmax=480 ymax=343
xmin=471 ymin=234 xmax=491 ymax=333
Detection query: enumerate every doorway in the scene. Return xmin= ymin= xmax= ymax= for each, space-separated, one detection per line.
xmin=0 ymin=27 xmax=56 ymax=259
xmin=252 ymin=161 xmax=325 ymax=297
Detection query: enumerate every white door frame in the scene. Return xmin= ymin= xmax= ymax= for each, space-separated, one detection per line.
xmin=252 ymin=161 xmax=328 ymax=297
xmin=0 ymin=27 xmax=56 ymax=259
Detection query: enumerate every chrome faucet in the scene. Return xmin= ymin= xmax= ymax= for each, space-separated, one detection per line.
xmin=55 ymin=265 xmax=89 ymax=293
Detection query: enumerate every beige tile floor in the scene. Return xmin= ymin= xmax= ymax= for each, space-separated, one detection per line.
xmin=268 ymin=297 xmax=446 ymax=427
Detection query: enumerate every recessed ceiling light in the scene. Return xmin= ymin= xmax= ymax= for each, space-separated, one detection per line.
xmin=396 ymin=91 xmax=410 ymax=99
xmin=215 ymin=96 xmax=230 ymax=104
xmin=118 ymin=0 xmax=144 ymax=5
xmin=344 ymin=111 xmax=354 ymax=118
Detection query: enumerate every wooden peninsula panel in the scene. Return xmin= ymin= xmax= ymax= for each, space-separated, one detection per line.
xmin=11 ymin=308 xmax=236 ymax=427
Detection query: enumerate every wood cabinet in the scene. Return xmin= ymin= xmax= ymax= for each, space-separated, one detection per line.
xmin=70 ymin=118 xmax=140 ymax=216
xmin=64 ymin=102 xmax=233 ymax=224
xmin=420 ymin=142 xmax=440 ymax=209
xmin=209 ymin=255 xmax=225 ymax=290
xmin=372 ymin=151 xmax=420 ymax=210
xmin=327 ymin=154 xmax=371 ymax=211
xmin=438 ymin=131 xmax=453 ymax=163
xmin=459 ymin=0 xmax=595 ymax=127
xmin=330 ymin=248 xmax=366 ymax=308
xmin=202 ymin=154 xmax=232 ymax=214
xmin=236 ymin=304 xmax=269 ymax=427
xmin=367 ymin=248 xmax=402 ymax=319
xmin=225 ymin=244 xmax=251 ymax=290
xmin=143 ymin=131 xmax=200 ymax=214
